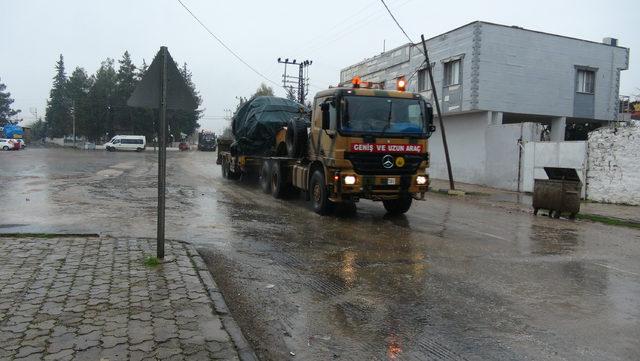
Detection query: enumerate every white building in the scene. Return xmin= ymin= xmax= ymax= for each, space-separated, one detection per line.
xmin=340 ymin=21 xmax=630 ymax=190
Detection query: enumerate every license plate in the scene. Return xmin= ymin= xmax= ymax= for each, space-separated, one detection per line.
xmin=387 ymin=178 xmax=396 ymax=185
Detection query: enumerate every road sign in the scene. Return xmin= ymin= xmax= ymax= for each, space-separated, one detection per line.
xmin=127 ymin=46 xmax=197 ymax=259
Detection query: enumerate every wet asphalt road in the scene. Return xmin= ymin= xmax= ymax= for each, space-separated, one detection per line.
xmin=1 ymin=147 xmax=639 ymax=360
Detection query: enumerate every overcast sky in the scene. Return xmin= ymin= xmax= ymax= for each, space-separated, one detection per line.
xmin=1 ymin=0 xmax=636 ymax=133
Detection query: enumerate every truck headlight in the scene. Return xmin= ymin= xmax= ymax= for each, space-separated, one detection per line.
xmin=344 ymin=175 xmax=356 ymax=185
xmin=416 ymin=175 xmax=427 ymax=185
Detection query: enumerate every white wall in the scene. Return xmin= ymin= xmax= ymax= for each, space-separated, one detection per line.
xmin=521 ymin=141 xmax=588 ymax=197
xmin=485 ymin=122 xmax=543 ymax=191
xmin=429 ymin=112 xmax=488 ymax=184
xmin=587 ymin=125 xmax=640 ymax=205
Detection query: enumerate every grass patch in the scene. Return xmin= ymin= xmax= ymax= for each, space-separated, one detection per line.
xmin=143 ymin=255 xmax=161 ymax=267
xmin=0 ymin=233 xmax=99 ymax=238
xmin=576 ymin=213 xmax=640 ymax=229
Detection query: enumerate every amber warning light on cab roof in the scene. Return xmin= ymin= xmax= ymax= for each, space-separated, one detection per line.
xmin=396 ymin=77 xmax=406 ymax=92
xmin=349 ymin=76 xmax=406 ymax=91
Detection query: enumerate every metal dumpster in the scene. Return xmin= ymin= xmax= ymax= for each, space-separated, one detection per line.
xmin=532 ymin=167 xmax=582 ymax=219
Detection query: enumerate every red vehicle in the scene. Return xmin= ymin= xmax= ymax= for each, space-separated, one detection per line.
xmin=178 ymin=142 xmax=189 ymax=151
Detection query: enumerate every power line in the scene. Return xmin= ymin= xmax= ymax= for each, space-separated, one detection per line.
xmin=176 ymin=0 xmax=280 ymax=87
xmin=380 ymin=0 xmax=414 ymax=44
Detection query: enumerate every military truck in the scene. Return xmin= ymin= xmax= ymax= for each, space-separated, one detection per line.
xmin=218 ymin=78 xmax=435 ymax=215
xmin=197 ymin=131 xmax=217 ymax=151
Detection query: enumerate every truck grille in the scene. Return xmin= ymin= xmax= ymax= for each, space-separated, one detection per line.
xmin=345 ymin=153 xmax=423 ymax=175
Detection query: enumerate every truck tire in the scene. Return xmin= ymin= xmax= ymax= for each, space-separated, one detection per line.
xmin=271 ymin=161 xmax=286 ymax=199
xmin=286 ymin=118 xmax=308 ymax=158
xmin=221 ymin=160 xmax=230 ymax=179
xmin=383 ymin=196 xmax=412 ymax=215
xmin=310 ymin=170 xmax=333 ymax=215
xmin=260 ymin=161 xmax=272 ymax=194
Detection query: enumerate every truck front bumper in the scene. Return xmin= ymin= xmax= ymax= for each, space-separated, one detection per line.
xmin=329 ymin=173 xmax=429 ymax=202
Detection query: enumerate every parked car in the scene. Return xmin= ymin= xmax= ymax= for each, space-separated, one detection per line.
xmin=0 ymin=138 xmax=18 ymax=150
xmin=104 ymin=135 xmax=146 ymax=152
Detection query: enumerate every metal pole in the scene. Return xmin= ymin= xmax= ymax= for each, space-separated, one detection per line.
xmin=157 ymin=46 xmax=168 ymax=259
xmin=298 ymin=63 xmax=304 ymax=104
xmin=420 ymin=34 xmax=455 ymax=190
xmin=72 ymin=100 xmax=76 ymax=148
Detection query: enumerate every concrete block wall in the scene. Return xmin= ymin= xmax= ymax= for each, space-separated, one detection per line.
xmin=341 ymin=21 xmax=629 ymax=121
xmin=478 ymin=23 xmax=629 ymax=120
xmin=587 ymin=125 xmax=640 ymax=205
xmin=341 ymin=23 xmax=479 ymax=114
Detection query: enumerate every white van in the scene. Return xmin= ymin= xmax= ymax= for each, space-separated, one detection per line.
xmin=105 ymin=135 xmax=146 ymax=152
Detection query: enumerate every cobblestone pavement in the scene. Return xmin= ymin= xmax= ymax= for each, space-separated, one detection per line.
xmin=0 ymin=237 xmax=244 ymax=361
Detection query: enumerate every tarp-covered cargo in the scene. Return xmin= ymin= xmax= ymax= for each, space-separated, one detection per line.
xmin=232 ymin=96 xmax=308 ymax=155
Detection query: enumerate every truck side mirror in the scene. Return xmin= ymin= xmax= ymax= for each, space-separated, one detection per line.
xmin=428 ymin=125 xmax=436 ymax=133
xmin=320 ymin=103 xmax=330 ymax=129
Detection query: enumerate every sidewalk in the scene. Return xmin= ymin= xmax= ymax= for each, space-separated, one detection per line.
xmin=0 ymin=236 xmax=255 ymax=361
xmin=430 ymin=178 xmax=640 ymax=223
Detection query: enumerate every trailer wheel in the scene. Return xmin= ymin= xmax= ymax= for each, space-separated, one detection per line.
xmin=286 ymin=117 xmax=308 ymax=158
xmin=271 ymin=161 xmax=286 ymax=199
xmin=383 ymin=196 xmax=413 ymax=215
xmin=310 ymin=170 xmax=333 ymax=215
xmin=221 ymin=160 xmax=230 ymax=179
xmin=260 ymin=161 xmax=272 ymax=194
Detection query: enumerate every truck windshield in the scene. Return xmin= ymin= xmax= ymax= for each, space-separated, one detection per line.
xmin=340 ymin=96 xmax=425 ymax=135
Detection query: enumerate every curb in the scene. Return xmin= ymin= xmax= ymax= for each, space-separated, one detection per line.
xmin=181 ymin=242 xmax=258 ymax=361
xmin=430 ymin=188 xmax=467 ymax=196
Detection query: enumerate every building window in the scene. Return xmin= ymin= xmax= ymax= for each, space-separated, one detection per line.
xmin=576 ymin=69 xmax=595 ymax=94
xmin=417 ymin=68 xmax=431 ymax=91
xmin=444 ymin=59 xmax=461 ymax=86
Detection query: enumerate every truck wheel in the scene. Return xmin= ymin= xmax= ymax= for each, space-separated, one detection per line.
xmin=271 ymin=161 xmax=286 ymax=199
xmin=221 ymin=160 xmax=230 ymax=179
xmin=260 ymin=161 xmax=272 ymax=194
xmin=286 ymin=117 xmax=308 ymax=158
xmin=310 ymin=170 xmax=333 ymax=215
xmin=383 ymin=196 xmax=413 ymax=215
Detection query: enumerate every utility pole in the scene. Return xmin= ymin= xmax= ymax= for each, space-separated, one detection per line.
xmin=420 ymin=34 xmax=455 ymax=190
xmin=157 ymin=46 xmax=168 ymax=259
xmin=277 ymin=58 xmax=312 ymax=104
xmin=72 ymin=100 xmax=76 ymax=148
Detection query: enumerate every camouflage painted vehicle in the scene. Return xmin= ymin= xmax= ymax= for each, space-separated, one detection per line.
xmin=219 ymin=78 xmax=436 ymax=215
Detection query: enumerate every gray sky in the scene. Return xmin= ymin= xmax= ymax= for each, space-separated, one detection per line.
xmin=1 ymin=0 xmax=637 ymax=133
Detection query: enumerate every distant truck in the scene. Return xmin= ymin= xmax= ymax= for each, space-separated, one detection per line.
xmin=198 ymin=131 xmax=217 ymax=151
xmin=0 ymin=124 xmax=23 ymax=140
xmin=218 ymin=78 xmax=435 ymax=215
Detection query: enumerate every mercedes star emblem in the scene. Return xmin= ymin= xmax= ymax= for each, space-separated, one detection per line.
xmin=382 ymin=155 xmax=394 ymax=169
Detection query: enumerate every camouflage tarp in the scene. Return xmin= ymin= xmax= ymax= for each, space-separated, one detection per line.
xmin=231 ymin=96 xmax=308 ymax=155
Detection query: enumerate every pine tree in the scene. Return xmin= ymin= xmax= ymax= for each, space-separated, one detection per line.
xmin=45 ymin=55 xmax=71 ymax=137
xmin=67 ymin=67 xmax=94 ymax=139
xmin=87 ymin=58 xmax=117 ymax=141
xmin=169 ymin=62 xmax=202 ymax=141
xmin=0 ymin=77 xmax=21 ymax=126
xmin=113 ymin=51 xmax=138 ymax=134
xmin=253 ymin=83 xmax=274 ymax=97
xmin=137 ymin=59 xmax=148 ymax=81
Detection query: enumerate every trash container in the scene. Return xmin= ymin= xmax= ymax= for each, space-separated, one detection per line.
xmin=532 ymin=167 xmax=582 ymax=219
